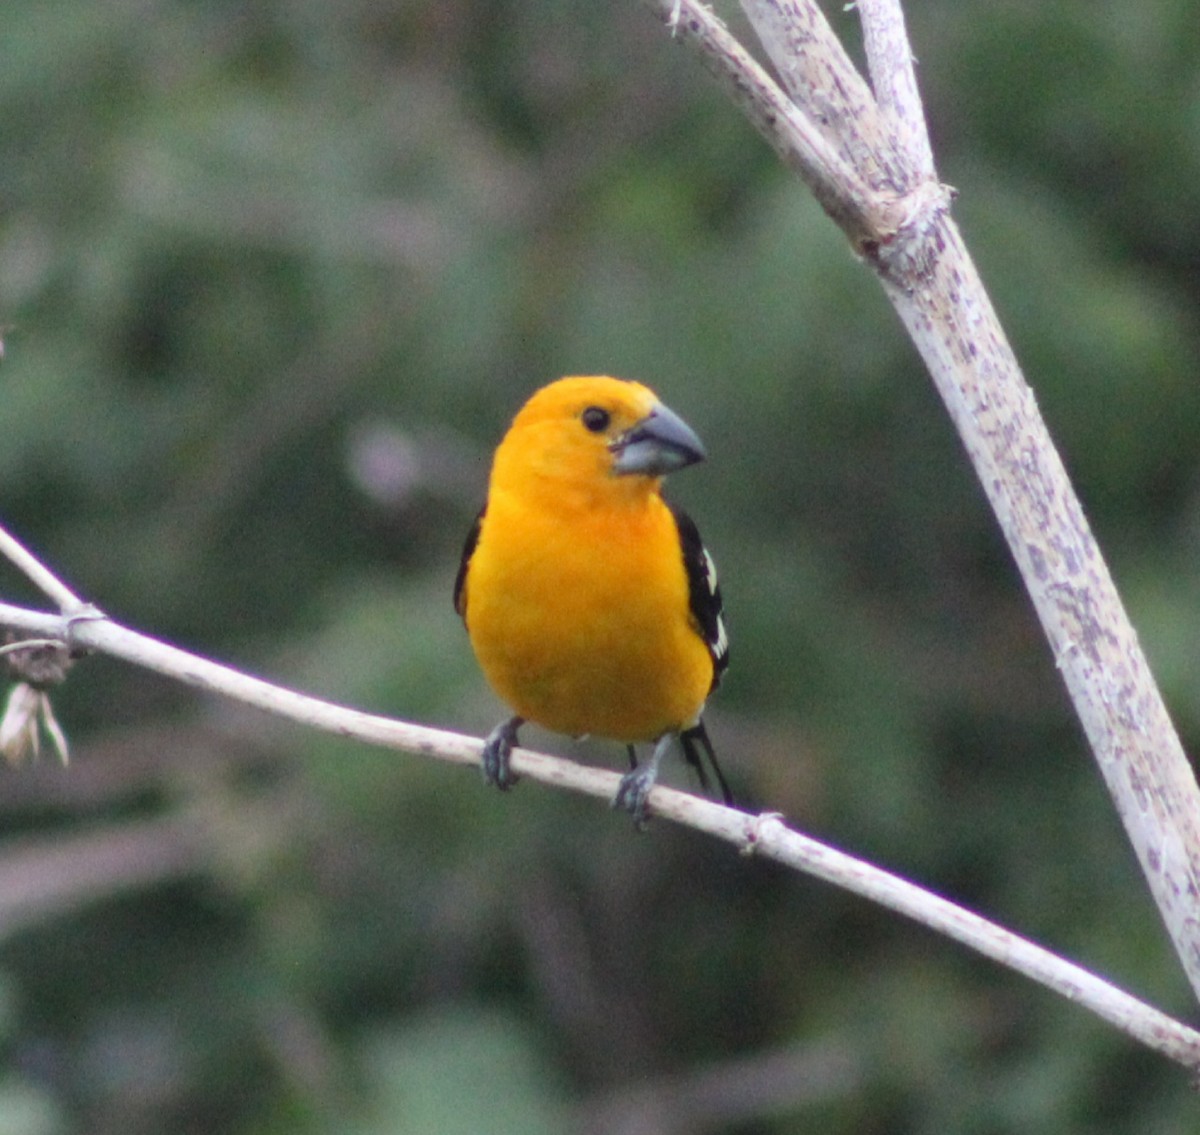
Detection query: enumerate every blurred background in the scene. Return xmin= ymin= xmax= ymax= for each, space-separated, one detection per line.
xmin=2 ymin=0 xmax=1200 ymax=1131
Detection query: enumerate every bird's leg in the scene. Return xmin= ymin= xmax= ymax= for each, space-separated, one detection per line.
xmin=614 ymin=733 xmax=674 ymax=828
xmin=626 ymin=744 xmax=638 ymax=771
xmin=481 ymin=715 xmax=524 ymax=790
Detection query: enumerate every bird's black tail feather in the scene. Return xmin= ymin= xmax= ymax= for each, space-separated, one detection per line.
xmin=680 ymin=721 xmax=733 ymax=806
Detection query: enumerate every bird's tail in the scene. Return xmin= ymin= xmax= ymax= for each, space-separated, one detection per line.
xmin=680 ymin=721 xmax=733 ymax=806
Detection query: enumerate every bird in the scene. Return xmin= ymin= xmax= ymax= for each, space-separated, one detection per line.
xmin=453 ymin=375 xmax=730 ymax=825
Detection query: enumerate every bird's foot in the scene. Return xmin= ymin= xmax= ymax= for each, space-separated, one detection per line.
xmin=613 ymin=764 xmax=658 ymax=829
xmin=481 ymin=716 xmax=523 ymax=791
xmin=613 ymin=734 xmax=674 ymax=828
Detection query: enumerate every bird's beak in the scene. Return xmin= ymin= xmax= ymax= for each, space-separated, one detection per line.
xmin=610 ymin=401 xmax=707 ymax=477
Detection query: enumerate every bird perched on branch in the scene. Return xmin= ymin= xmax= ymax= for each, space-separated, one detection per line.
xmin=454 ymin=376 xmax=730 ymax=825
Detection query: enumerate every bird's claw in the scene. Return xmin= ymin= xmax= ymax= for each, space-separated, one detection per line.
xmin=613 ymin=766 xmax=657 ymax=829
xmin=481 ymin=716 xmax=522 ymax=791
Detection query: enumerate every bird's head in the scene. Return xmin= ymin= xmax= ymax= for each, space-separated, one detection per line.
xmin=493 ymin=376 xmax=707 ymax=500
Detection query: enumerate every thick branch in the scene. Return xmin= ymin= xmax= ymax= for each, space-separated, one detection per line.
xmin=874 ymin=218 xmax=1200 ymax=995
xmin=643 ymin=0 xmax=1200 ymax=1001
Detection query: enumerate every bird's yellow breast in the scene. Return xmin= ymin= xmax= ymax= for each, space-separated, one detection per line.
xmin=464 ymin=484 xmax=713 ymax=743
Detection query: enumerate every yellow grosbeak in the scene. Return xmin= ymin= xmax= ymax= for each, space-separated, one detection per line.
xmin=455 ymin=376 xmax=729 ymax=823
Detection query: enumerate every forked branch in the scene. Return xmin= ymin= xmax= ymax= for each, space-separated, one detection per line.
xmin=646 ymin=0 xmax=1200 ymax=1005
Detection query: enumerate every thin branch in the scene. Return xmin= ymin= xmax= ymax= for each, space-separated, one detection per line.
xmin=0 ymin=591 xmax=1198 ymax=1070
xmin=737 ymin=0 xmax=909 ymax=192
xmin=0 ymin=639 xmax=64 ymax=658
xmin=747 ymin=814 xmax=1200 ymax=1069
xmin=856 ymin=0 xmax=936 ymax=181
xmin=0 ymin=527 xmax=86 ymax=612
xmin=656 ymin=0 xmax=882 ymax=245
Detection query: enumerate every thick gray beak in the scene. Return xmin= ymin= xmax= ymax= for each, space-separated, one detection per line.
xmin=610 ymin=401 xmax=707 ymax=477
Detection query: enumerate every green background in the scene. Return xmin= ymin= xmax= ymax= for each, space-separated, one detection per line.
xmin=2 ymin=0 xmax=1200 ymax=1131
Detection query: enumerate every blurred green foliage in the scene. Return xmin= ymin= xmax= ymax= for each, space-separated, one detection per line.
xmin=2 ymin=0 xmax=1200 ymax=1130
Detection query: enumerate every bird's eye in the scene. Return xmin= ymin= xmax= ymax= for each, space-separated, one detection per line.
xmin=581 ymin=406 xmax=611 ymax=433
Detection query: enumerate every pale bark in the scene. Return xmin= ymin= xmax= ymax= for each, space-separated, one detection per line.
xmin=0 ymin=586 xmax=1195 ymax=1068
xmin=650 ymin=0 xmax=1200 ymax=1000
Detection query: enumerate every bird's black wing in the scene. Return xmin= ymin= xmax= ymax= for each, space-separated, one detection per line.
xmin=667 ymin=502 xmax=732 ymax=804
xmin=668 ymin=502 xmax=729 ymax=691
xmin=453 ymin=505 xmax=485 ymax=620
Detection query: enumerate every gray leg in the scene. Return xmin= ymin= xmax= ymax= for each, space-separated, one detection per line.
xmin=614 ymin=733 xmax=674 ymax=828
xmin=481 ymin=716 xmax=524 ymax=790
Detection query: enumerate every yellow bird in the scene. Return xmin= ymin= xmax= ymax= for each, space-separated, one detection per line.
xmin=454 ymin=376 xmax=730 ymax=823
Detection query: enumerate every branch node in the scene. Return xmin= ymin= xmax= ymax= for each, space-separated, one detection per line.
xmin=740 ymin=810 xmax=787 ymax=856
xmin=859 ymin=178 xmax=954 ymax=280
xmin=63 ymin=602 xmax=107 ymax=655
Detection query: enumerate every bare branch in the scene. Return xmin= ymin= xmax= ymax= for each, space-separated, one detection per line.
xmin=747 ymin=814 xmax=1200 ymax=1069
xmin=0 ymin=588 xmax=1197 ymax=1070
xmin=649 ymin=0 xmax=882 ymax=244
xmin=856 ymin=0 xmax=936 ymax=180
xmin=869 ymin=218 xmax=1200 ymax=1006
xmin=0 ymin=526 xmax=86 ymax=612
xmin=648 ymin=0 xmax=1200 ymax=1004
xmin=737 ymin=0 xmax=909 ymax=191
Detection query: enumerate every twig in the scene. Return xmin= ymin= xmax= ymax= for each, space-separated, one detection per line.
xmin=0 ymin=584 xmax=1198 ymax=1069
xmin=856 ymin=0 xmax=936 ymax=181
xmin=0 ymin=639 xmax=64 ymax=658
xmin=656 ymin=0 xmax=883 ymax=246
xmin=0 ymin=527 xmax=86 ymax=612
xmin=737 ymin=0 xmax=909 ymax=195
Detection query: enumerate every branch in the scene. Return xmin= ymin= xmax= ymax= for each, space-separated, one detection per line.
xmin=643 ymin=0 xmax=1200 ymax=1006
xmin=738 ymin=0 xmax=910 ymax=193
xmin=0 ymin=579 xmax=1198 ymax=1069
xmin=657 ymin=0 xmax=886 ymax=247
xmin=856 ymin=0 xmax=936 ymax=181
xmin=0 ymin=526 xmax=87 ymax=612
